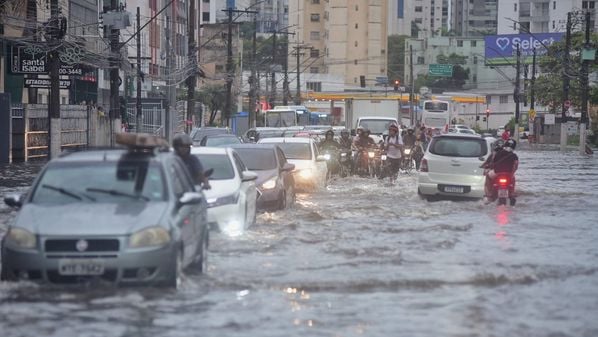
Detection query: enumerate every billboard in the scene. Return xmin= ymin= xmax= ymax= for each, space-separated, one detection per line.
xmin=484 ymin=33 xmax=563 ymax=65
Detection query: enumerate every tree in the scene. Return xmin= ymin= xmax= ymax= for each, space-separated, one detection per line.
xmin=197 ymin=84 xmax=227 ymax=126
xmin=387 ymin=35 xmax=408 ymax=85
xmin=417 ymin=53 xmax=469 ymax=92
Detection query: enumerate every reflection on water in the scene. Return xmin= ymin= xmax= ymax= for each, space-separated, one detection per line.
xmin=1 ymin=150 xmax=598 ymax=337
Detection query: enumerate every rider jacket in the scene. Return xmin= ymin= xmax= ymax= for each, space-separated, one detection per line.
xmin=492 ymin=149 xmax=519 ymax=173
xmin=319 ymin=139 xmax=341 ymax=151
xmin=355 ymin=136 xmax=375 ymax=149
xmin=403 ymin=133 xmax=416 ymax=147
xmin=339 ymin=137 xmax=353 ymax=149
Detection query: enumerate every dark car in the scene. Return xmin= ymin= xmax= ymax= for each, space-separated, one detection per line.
xmin=199 ymin=134 xmax=243 ymax=147
xmin=1 ymin=135 xmax=209 ymax=287
xmin=229 ymin=144 xmax=295 ymax=211
xmin=190 ymin=127 xmax=231 ymax=146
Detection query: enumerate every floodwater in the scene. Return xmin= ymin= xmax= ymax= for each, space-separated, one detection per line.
xmin=1 ymin=148 xmax=598 ymax=337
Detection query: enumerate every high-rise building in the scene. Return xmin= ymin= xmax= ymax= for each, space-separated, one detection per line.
xmin=453 ymin=0 xmax=498 ymax=36
xmin=289 ymin=0 xmax=388 ymax=88
xmin=388 ymin=0 xmax=451 ymax=38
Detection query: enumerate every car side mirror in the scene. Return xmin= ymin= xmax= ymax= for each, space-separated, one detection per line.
xmin=178 ymin=191 xmax=203 ymax=206
xmin=4 ymin=194 xmax=23 ymax=208
xmin=282 ymin=163 xmax=295 ymax=172
xmin=316 ymin=155 xmax=327 ymax=162
xmin=242 ymin=171 xmax=258 ymax=182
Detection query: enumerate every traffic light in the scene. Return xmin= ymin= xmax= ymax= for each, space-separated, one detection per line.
xmin=394 ymin=80 xmax=400 ymax=92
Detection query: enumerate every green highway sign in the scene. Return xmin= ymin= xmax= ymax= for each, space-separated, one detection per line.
xmin=428 ymin=64 xmax=453 ymax=77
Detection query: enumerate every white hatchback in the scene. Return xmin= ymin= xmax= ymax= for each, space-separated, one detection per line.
xmin=191 ymin=147 xmax=258 ymax=233
xmin=418 ymin=134 xmax=495 ymax=200
xmin=257 ymin=137 xmax=327 ymax=191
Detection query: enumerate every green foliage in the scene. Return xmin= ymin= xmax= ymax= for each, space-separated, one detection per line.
xmin=387 ymin=35 xmax=408 ymax=84
xmin=415 ymin=53 xmax=469 ymax=92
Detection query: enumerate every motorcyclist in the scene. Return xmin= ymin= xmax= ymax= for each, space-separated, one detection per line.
xmin=173 ymin=133 xmax=211 ymax=189
xmin=339 ymin=129 xmax=353 ymax=149
xmin=353 ymin=126 xmax=365 ymax=147
xmin=319 ymin=129 xmax=341 ymax=151
xmin=355 ymin=128 xmax=376 ymax=149
xmin=481 ymin=139 xmax=504 ymax=201
xmin=487 ymin=138 xmax=518 ymax=203
xmin=402 ymin=128 xmax=417 ymax=148
xmin=383 ymin=123 xmax=404 ymax=178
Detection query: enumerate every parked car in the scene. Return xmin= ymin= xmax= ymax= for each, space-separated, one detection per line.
xmin=229 ymin=144 xmax=296 ymax=211
xmin=198 ymin=134 xmax=243 ymax=147
xmin=191 ymin=147 xmax=258 ymax=232
xmin=448 ymin=128 xmax=477 ymax=135
xmin=257 ymin=137 xmax=327 ymax=192
xmin=244 ymin=127 xmax=304 ymax=143
xmin=418 ymin=133 xmax=494 ymax=200
xmin=1 ymin=134 xmax=209 ymax=287
xmin=190 ymin=127 xmax=231 ymax=146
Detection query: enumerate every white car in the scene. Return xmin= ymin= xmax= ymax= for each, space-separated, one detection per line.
xmin=191 ymin=147 xmax=258 ymax=233
xmin=257 ymin=137 xmax=327 ymax=191
xmin=417 ymin=134 xmax=495 ymax=200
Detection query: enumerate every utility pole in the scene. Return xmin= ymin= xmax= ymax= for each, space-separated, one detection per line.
xmin=186 ymin=0 xmax=196 ymax=134
xmin=109 ymin=0 xmax=121 ymax=145
xmin=48 ymin=0 xmax=61 ymax=158
xmin=270 ymin=29 xmax=294 ymax=106
xmin=561 ymin=12 xmax=572 ymax=152
xmin=580 ymin=10 xmax=591 ymax=155
xmin=409 ymin=44 xmax=414 ymax=126
xmin=283 ymin=40 xmax=289 ymax=105
xmin=293 ymin=45 xmax=310 ymax=105
xmin=270 ymin=31 xmax=277 ymax=107
xmin=249 ymin=14 xmax=258 ymax=128
xmin=136 ymin=7 xmax=142 ymax=133
xmin=514 ymin=43 xmax=521 ymax=142
xmin=166 ymin=15 xmax=176 ymax=134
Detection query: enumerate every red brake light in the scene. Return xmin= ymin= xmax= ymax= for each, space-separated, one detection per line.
xmin=420 ymin=158 xmax=428 ymax=172
xmin=498 ymin=177 xmax=508 ymax=185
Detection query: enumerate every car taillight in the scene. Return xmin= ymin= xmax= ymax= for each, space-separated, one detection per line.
xmin=420 ymin=158 xmax=428 ymax=172
xmin=498 ymin=177 xmax=508 ymax=185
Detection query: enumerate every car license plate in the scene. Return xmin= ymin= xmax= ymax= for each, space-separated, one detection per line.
xmin=59 ymin=259 xmax=104 ymax=275
xmin=444 ymin=186 xmax=464 ymax=193
xmin=498 ymin=189 xmax=509 ymax=198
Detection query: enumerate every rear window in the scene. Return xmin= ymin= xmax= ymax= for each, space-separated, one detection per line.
xmin=274 ymin=143 xmax=312 ymax=160
xmin=194 ymin=154 xmax=234 ymax=180
xmin=430 ymin=137 xmax=487 ymax=157
xmin=235 ymin=148 xmax=277 ymax=170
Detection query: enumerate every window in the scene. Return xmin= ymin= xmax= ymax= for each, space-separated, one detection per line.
xmin=415 ymin=6 xmax=423 ymax=12
xmin=355 ymin=23 xmax=358 ymax=29
xmin=486 ymin=95 xmax=492 ymax=104
xmin=311 ymin=0 xmax=320 ymax=3
xmin=582 ymin=1 xmax=587 ymax=9
xmin=307 ymin=81 xmax=322 ymax=92
xmin=473 ymin=56 xmax=478 ymax=64
xmin=310 ymin=67 xmax=319 ymax=73
xmin=215 ymin=64 xmax=224 ymax=72
xmin=591 ymin=2 xmax=596 ymax=9
xmin=417 ymin=56 xmax=424 ymax=64
xmin=471 ymin=40 xmax=477 ymax=47
xmin=355 ymin=5 xmax=358 ymax=10
xmin=514 ymin=3 xmax=517 ymax=11
xmin=202 ymin=12 xmax=209 ymax=22
xmin=310 ymin=49 xmax=319 ymax=58
xmin=473 ymin=74 xmax=477 ymax=83
xmin=310 ymin=31 xmax=320 ymax=40
xmin=354 ymin=59 xmax=358 ymax=65
xmin=499 ymin=95 xmax=508 ymax=104
xmin=457 ymin=40 xmax=463 ymax=47
xmin=553 ymin=1 xmax=556 ymax=10
xmin=202 ymin=0 xmax=209 ymax=2
xmin=355 ymin=41 xmax=358 ymax=47
xmin=415 ymin=18 xmax=423 ymax=24
xmin=552 ymin=21 xmax=555 ymax=29
xmin=381 ymin=49 xmax=386 ymax=55
xmin=310 ymin=13 xmax=320 ymax=22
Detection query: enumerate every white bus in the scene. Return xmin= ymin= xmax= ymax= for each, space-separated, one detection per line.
xmin=420 ymin=100 xmax=450 ymax=131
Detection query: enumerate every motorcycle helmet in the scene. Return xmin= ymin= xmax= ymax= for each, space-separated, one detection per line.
xmin=389 ymin=123 xmax=399 ymax=132
xmin=325 ymin=129 xmax=334 ymax=139
xmin=340 ymin=129 xmax=350 ymax=137
xmin=504 ymin=138 xmax=517 ymax=150
xmin=407 ymin=128 xmax=414 ymax=134
xmin=493 ymin=139 xmax=505 ymax=151
xmin=173 ymin=133 xmax=193 ymax=148
xmin=362 ymin=128 xmax=371 ymax=136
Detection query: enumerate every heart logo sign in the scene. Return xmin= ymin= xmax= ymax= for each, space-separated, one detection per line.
xmin=496 ymin=37 xmax=510 ymax=51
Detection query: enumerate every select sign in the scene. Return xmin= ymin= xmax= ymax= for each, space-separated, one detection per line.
xmin=24 ymin=78 xmax=71 ymax=89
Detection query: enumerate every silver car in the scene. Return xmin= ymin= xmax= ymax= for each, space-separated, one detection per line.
xmin=1 ymin=145 xmax=208 ymax=287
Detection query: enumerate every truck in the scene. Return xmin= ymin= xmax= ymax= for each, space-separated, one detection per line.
xmin=344 ymin=98 xmax=403 ymax=142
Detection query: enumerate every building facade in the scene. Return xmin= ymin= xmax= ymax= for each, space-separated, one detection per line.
xmin=388 ymin=0 xmax=451 ymax=38
xmin=452 ymin=0 xmax=498 ymax=36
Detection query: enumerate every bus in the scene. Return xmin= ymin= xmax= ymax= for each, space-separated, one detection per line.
xmin=420 ymin=100 xmax=450 ymax=131
xmin=264 ymin=109 xmax=298 ymax=127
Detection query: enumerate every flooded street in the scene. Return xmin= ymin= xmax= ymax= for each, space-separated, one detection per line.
xmin=1 ymin=148 xmax=598 ymax=337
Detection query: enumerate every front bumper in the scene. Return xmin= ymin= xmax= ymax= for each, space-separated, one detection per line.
xmin=2 ymin=237 xmax=177 ymax=285
xmin=417 ymin=173 xmax=484 ymax=199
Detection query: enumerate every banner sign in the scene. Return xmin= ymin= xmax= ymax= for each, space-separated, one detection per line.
xmin=10 ymin=45 xmax=83 ymax=75
xmin=484 ymin=33 xmax=563 ymax=65
xmin=24 ymin=78 xmax=71 ymax=89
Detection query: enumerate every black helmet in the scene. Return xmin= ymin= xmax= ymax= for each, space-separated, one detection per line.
xmin=173 ymin=133 xmax=192 ymax=147
xmin=341 ymin=129 xmax=350 ymax=136
xmin=407 ymin=128 xmax=414 ymax=133
xmin=493 ymin=139 xmax=504 ymax=151
xmin=362 ymin=128 xmax=371 ymax=135
xmin=325 ymin=129 xmax=334 ymax=137
xmin=504 ymin=138 xmax=517 ymax=150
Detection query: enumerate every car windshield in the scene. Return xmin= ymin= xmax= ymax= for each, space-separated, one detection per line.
xmin=205 ymin=136 xmax=241 ymax=147
xmin=235 ymin=148 xmax=277 ymax=170
xmin=358 ymin=120 xmax=394 ymax=134
xmin=274 ymin=143 xmax=311 ymax=160
xmin=31 ymin=161 xmax=166 ymax=204
xmin=430 ymin=137 xmax=488 ymax=157
xmin=194 ymin=154 xmax=234 ymax=180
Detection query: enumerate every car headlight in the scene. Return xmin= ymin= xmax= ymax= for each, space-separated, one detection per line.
xmin=298 ymin=169 xmax=313 ymax=179
xmin=368 ymin=151 xmax=375 ymax=158
xmin=207 ymin=193 xmax=239 ymax=207
xmin=129 ymin=227 xmax=171 ymax=248
xmin=262 ymin=177 xmax=277 ymax=190
xmin=5 ymin=227 xmax=36 ymax=249
xmin=340 ymin=152 xmax=347 ymax=157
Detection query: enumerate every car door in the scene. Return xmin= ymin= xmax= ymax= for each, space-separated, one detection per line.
xmin=170 ymin=159 xmax=201 ymax=266
xmin=232 ymin=152 xmax=256 ymax=226
xmin=275 ymin=147 xmax=294 ymax=193
xmin=312 ymin=141 xmax=327 ymax=184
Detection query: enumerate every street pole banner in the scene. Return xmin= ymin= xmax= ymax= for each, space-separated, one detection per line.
xmin=484 ymin=33 xmax=563 ymax=66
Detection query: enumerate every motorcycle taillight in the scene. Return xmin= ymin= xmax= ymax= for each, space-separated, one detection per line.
xmin=498 ymin=177 xmax=508 ymax=185
xmin=420 ymin=158 xmax=428 ymax=172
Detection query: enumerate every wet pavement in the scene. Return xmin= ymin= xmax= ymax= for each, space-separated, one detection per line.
xmin=1 ymin=148 xmax=598 ymax=337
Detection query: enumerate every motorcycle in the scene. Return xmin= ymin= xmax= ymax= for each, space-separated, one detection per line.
xmin=355 ymin=147 xmax=376 ymax=177
xmin=322 ymin=148 xmax=340 ymax=180
xmin=338 ymin=149 xmax=352 ymax=178
xmin=492 ymin=174 xmax=516 ymax=206
xmin=401 ymin=146 xmax=416 ymax=174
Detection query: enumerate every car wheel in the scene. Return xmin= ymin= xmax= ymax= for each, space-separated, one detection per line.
xmin=1 ymin=260 xmax=14 ymax=282
xmin=165 ymin=249 xmax=183 ymax=288
xmin=278 ymin=190 xmax=287 ymax=210
xmin=286 ymin=186 xmax=295 ymax=208
xmin=197 ymin=229 xmax=209 ymax=273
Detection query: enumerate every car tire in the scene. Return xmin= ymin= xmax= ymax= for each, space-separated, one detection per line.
xmin=278 ymin=190 xmax=287 ymax=210
xmin=286 ymin=186 xmax=295 ymax=208
xmin=1 ymin=261 xmax=13 ymax=282
xmin=165 ymin=249 xmax=183 ymax=288
xmin=197 ymin=229 xmax=209 ymax=273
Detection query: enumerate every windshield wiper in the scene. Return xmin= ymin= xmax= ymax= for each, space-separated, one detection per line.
xmin=86 ymin=187 xmax=150 ymax=201
xmin=41 ymin=184 xmax=95 ymax=201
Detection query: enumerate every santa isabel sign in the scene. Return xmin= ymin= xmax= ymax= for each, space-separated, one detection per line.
xmin=10 ymin=45 xmax=83 ymax=75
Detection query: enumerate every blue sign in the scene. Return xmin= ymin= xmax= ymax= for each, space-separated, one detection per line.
xmin=484 ymin=33 xmax=563 ymax=65
xmin=226 ymin=0 xmax=235 ymax=9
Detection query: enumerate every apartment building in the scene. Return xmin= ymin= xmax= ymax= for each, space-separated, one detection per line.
xmin=498 ymin=0 xmax=598 ymax=34
xmin=388 ymin=0 xmax=450 ymax=37
xmin=289 ymin=0 xmax=388 ymax=88
xmin=452 ymin=0 xmax=498 ymax=36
